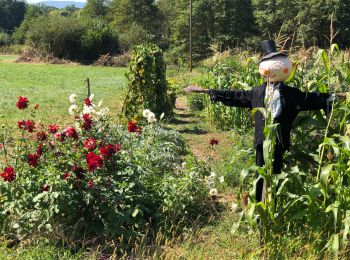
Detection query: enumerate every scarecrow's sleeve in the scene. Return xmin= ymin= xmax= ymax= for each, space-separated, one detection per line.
xmin=208 ymin=89 xmax=252 ymax=108
xmin=297 ymin=90 xmax=332 ymax=114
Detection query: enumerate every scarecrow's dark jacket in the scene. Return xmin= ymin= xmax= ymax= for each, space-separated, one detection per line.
xmin=208 ymin=82 xmax=331 ymax=150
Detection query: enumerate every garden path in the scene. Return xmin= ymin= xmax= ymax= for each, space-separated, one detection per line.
xmin=166 ymin=96 xmax=233 ymax=161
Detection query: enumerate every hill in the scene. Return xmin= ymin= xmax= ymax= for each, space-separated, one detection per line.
xmin=36 ymin=1 xmax=85 ymax=9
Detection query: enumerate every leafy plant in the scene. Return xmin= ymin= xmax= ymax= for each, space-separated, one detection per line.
xmin=0 ymin=94 xmax=209 ymax=243
xmin=122 ymin=43 xmax=174 ymax=120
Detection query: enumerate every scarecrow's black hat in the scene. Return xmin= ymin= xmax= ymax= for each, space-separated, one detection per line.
xmin=260 ymin=40 xmax=287 ymax=62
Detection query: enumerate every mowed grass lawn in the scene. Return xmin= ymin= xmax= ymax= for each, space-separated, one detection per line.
xmin=0 ymin=56 xmax=127 ymax=126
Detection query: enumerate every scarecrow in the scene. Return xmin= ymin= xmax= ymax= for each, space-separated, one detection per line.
xmin=184 ymin=40 xmax=345 ymax=202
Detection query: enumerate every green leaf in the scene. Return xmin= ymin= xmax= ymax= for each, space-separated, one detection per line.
xmin=332 ymin=234 xmax=339 ymax=256
xmin=240 ymin=168 xmax=249 ymax=183
xmin=317 ymin=49 xmax=330 ymax=72
xmin=132 ymin=208 xmax=140 ymax=218
xmin=33 ymin=193 xmax=46 ymax=203
xmin=251 ymin=107 xmax=267 ymax=119
xmin=13 ymin=223 xmax=20 ymax=229
xmin=320 ymin=164 xmax=334 ymax=188
xmin=330 ymin=44 xmax=340 ymax=55
xmin=231 ymin=211 xmax=244 ymax=234
xmin=286 ymin=62 xmax=298 ymax=82
xmin=247 ymin=203 xmax=256 ymax=226
xmin=342 ymin=210 xmax=350 ymax=247
xmin=326 ymin=201 xmax=340 ymax=232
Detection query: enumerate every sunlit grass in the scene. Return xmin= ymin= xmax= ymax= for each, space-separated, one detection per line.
xmin=0 ymin=60 xmax=127 ymax=126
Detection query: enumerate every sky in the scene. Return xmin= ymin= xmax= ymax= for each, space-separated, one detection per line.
xmin=26 ymin=0 xmax=86 ymax=3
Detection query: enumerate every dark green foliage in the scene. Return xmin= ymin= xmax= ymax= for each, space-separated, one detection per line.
xmin=187 ymin=93 xmax=206 ymax=111
xmin=165 ymin=0 xmax=256 ymax=63
xmin=108 ymin=0 xmax=162 ymax=51
xmin=122 ymin=44 xmax=174 ymax=119
xmin=81 ymin=0 xmax=108 ymax=18
xmin=0 ymin=0 xmax=26 ymax=33
xmin=0 ymin=30 xmax=11 ymax=46
xmin=26 ymin=16 xmax=119 ymax=62
xmin=12 ymin=5 xmax=50 ymax=44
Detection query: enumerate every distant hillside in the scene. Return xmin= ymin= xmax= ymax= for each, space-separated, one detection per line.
xmin=36 ymin=1 xmax=86 ymax=9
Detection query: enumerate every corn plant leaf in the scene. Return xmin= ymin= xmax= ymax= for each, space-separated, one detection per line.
xmin=231 ymin=211 xmax=244 ymax=234
xmin=332 ymin=233 xmax=339 ymax=256
xmin=251 ymin=107 xmax=267 ymax=119
xmin=326 ymin=201 xmax=340 ymax=232
xmin=342 ymin=210 xmax=350 ymax=247
xmin=330 ymin=43 xmax=340 ymax=55
xmin=240 ymin=168 xmax=250 ymax=184
xmin=317 ymin=49 xmax=330 ymax=72
xmin=320 ymin=164 xmax=334 ymax=188
xmin=285 ymin=62 xmax=298 ymax=82
xmin=247 ymin=203 xmax=256 ymax=226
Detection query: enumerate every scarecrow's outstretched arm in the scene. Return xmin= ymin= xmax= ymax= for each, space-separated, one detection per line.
xmin=184 ymin=85 xmax=252 ymax=108
xmin=297 ymin=91 xmax=332 ymax=114
xmin=207 ymin=89 xmax=252 ymax=108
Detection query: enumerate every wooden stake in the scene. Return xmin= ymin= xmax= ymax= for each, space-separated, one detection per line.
xmin=189 ymin=0 xmax=193 ymax=73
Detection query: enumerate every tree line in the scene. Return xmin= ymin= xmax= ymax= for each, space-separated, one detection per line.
xmin=1 ymin=0 xmax=350 ymax=63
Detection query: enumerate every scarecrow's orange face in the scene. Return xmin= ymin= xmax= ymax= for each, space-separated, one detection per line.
xmin=259 ymin=56 xmax=293 ymax=82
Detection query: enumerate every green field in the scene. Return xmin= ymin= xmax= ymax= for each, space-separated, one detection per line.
xmin=0 ymin=56 xmax=127 ymax=126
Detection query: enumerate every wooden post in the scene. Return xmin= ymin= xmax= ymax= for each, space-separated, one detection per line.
xmin=189 ymin=0 xmax=193 ymax=73
xmin=86 ymin=78 xmax=90 ymax=98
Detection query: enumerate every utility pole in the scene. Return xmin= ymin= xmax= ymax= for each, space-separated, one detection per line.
xmin=189 ymin=0 xmax=193 ymax=72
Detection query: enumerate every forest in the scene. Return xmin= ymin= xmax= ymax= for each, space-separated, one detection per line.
xmin=1 ymin=0 xmax=350 ymax=63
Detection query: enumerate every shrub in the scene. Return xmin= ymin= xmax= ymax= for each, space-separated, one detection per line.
xmin=26 ymin=16 xmax=120 ymax=62
xmin=0 ymin=31 xmax=11 ymax=47
xmin=0 ymin=94 xmax=209 ymax=242
xmin=187 ymin=93 xmax=206 ymax=111
xmin=80 ymin=18 xmax=120 ymax=61
xmin=122 ymin=44 xmax=174 ymax=120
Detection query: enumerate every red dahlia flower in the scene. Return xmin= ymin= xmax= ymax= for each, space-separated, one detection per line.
xmin=116 ymin=143 xmax=122 ymax=151
xmin=18 ymin=120 xmax=36 ymax=132
xmin=128 ymin=120 xmax=142 ymax=133
xmin=87 ymin=180 xmax=94 ymax=189
xmin=72 ymin=164 xmax=86 ymax=179
xmin=16 ymin=96 xmax=29 ymax=110
xmin=54 ymin=132 xmax=64 ymax=142
xmin=0 ymin=166 xmax=16 ymax=182
xmin=48 ymin=124 xmax=59 ymax=134
xmin=86 ymin=152 xmax=103 ymax=172
xmin=36 ymin=131 xmax=47 ymax=141
xmin=84 ymin=137 xmax=96 ymax=150
xmin=99 ymin=144 xmax=118 ymax=160
xmin=99 ymin=147 xmax=109 ymax=159
xmin=82 ymin=113 xmax=93 ymax=131
xmin=84 ymin=98 xmax=92 ymax=107
xmin=63 ymin=172 xmax=71 ymax=180
xmin=26 ymin=120 xmax=36 ymax=133
xmin=209 ymin=138 xmax=219 ymax=146
xmin=36 ymin=143 xmax=43 ymax=156
xmin=64 ymin=126 xmax=78 ymax=140
xmin=28 ymin=153 xmax=40 ymax=167
xmin=18 ymin=120 xmax=26 ymax=130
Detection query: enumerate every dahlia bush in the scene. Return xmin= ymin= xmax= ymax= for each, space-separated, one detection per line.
xmin=0 ymin=95 xmax=209 ymax=241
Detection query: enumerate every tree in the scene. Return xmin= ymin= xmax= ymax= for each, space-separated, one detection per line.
xmin=334 ymin=0 xmax=350 ymax=48
xmin=295 ymin=0 xmax=338 ymax=48
xmin=108 ymin=0 xmax=161 ymax=50
xmin=81 ymin=0 xmax=108 ymax=18
xmin=0 ymin=0 xmax=27 ymax=33
xmin=252 ymin=0 xmax=299 ymax=40
xmin=168 ymin=0 xmax=257 ymax=63
xmin=12 ymin=4 xmax=51 ymax=44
